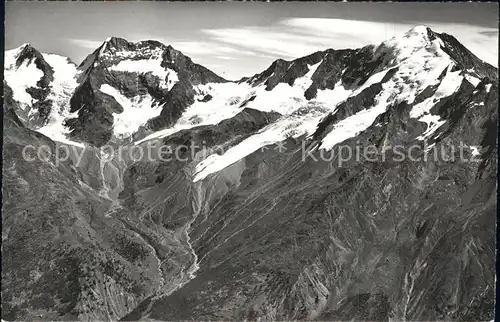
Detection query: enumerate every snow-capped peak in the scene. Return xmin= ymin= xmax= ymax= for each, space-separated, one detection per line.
xmin=376 ymin=25 xmax=439 ymax=64
xmin=406 ymin=25 xmax=431 ymax=36
xmin=191 ymin=25 xmax=493 ymax=181
xmin=5 ymin=43 xmax=39 ymax=66
xmin=4 ymin=43 xmax=83 ymax=147
xmin=4 ymin=44 xmax=46 ymax=108
xmin=7 ymin=42 xmax=31 ymax=53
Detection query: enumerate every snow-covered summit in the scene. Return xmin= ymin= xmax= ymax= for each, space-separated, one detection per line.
xmin=4 ymin=43 xmax=83 ymax=146
xmin=188 ymin=25 xmax=497 ymax=181
xmin=3 ymin=26 xmax=496 ymax=153
xmin=4 ymin=44 xmax=45 ymax=107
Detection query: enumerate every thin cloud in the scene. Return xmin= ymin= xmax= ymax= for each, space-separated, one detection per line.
xmin=66 ymin=38 xmax=103 ymax=50
xmin=478 ymin=30 xmax=498 ymax=37
xmin=215 ymin=55 xmax=236 ymax=60
xmin=59 ymin=18 xmax=497 ymax=80
xmin=169 ymin=41 xmax=258 ymax=57
xmin=202 ymin=27 xmax=336 ymax=59
xmin=202 ymin=18 xmax=498 ymax=67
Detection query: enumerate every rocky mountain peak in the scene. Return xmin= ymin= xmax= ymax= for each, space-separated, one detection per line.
xmin=239 ymin=25 xmax=495 ymax=105
xmin=103 ymin=36 xmax=130 ymax=49
xmin=98 ymin=37 xmax=169 ymax=60
xmin=6 ymin=43 xmax=52 ymax=74
xmin=78 ymin=36 xmax=225 ymax=83
xmin=13 ymin=43 xmax=36 ymax=61
xmin=4 ymin=43 xmax=56 ymax=127
xmin=405 ymin=25 xmax=434 ymax=38
xmin=65 ymin=36 xmax=226 ymax=146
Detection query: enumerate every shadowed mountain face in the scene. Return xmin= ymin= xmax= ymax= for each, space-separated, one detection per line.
xmin=2 ymin=26 xmax=498 ymax=321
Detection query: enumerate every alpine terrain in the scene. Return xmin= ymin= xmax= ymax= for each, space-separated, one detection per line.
xmin=2 ymin=26 xmax=497 ymax=321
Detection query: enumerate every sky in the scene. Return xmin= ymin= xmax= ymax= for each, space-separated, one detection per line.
xmin=5 ymin=2 xmax=498 ymax=80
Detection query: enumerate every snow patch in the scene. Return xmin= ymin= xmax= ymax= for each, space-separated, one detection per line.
xmin=102 ymin=44 xmax=179 ymax=91
xmin=293 ymin=61 xmax=322 ymax=89
xmin=470 ymin=146 xmax=480 ymax=156
xmin=100 ymin=84 xmax=165 ymax=138
xmin=319 ymin=76 xmax=396 ymax=150
xmin=410 ymin=65 xmax=463 ymax=140
xmin=464 ymin=74 xmax=480 ymax=87
xmin=313 ymin=82 xmax=352 ymax=111
xmin=349 ymin=69 xmax=389 ymax=97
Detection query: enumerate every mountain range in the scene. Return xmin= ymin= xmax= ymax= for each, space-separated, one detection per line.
xmin=2 ymin=25 xmax=497 ymax=321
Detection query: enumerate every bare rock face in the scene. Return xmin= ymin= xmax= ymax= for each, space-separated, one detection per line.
xmin=2 ymin=109 xmax=167 ymax=320
xmin=2 ymin=26 xmax=497 ymax=321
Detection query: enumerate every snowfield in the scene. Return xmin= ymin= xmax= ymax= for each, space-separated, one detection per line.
xmin=4 ymin=44 xmax=44 ymax=107
xmin=321 ymin=25 xmax=465 ymax=149
xmin=100 ymin=84 xmax=165 ymax=138
xmin=193 ymin=26 xmax=473 ymax=181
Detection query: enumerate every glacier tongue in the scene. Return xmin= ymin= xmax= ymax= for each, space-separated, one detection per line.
xmin=36 ymin=53 xmax=84 ymax=147
xmin=137 ymin=60 xmax=328 ymax=147
xmin=192 ymin=82 xmax=353 ymax=183
xmin=100 ymin=84 xmax=165 ymax=139
xmin=4 ymin=45 xmax=84 ymax=147
xmin=135 ymin=82 xmax=254 ymax=145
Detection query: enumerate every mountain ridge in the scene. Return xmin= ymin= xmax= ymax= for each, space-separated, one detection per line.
xmin=2 ymin=25 xmax=498 ymax=321
xmin=4 ymin=25 xmax=497 ymax=150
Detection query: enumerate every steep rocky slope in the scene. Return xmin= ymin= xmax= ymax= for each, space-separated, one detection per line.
xmin=2 ymin=86 xmax=170 ymax=320
xmin=122 ymin=28 xmax=497 ymax=320
xmin=2 ymin=26 xmax=497 ymax=321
